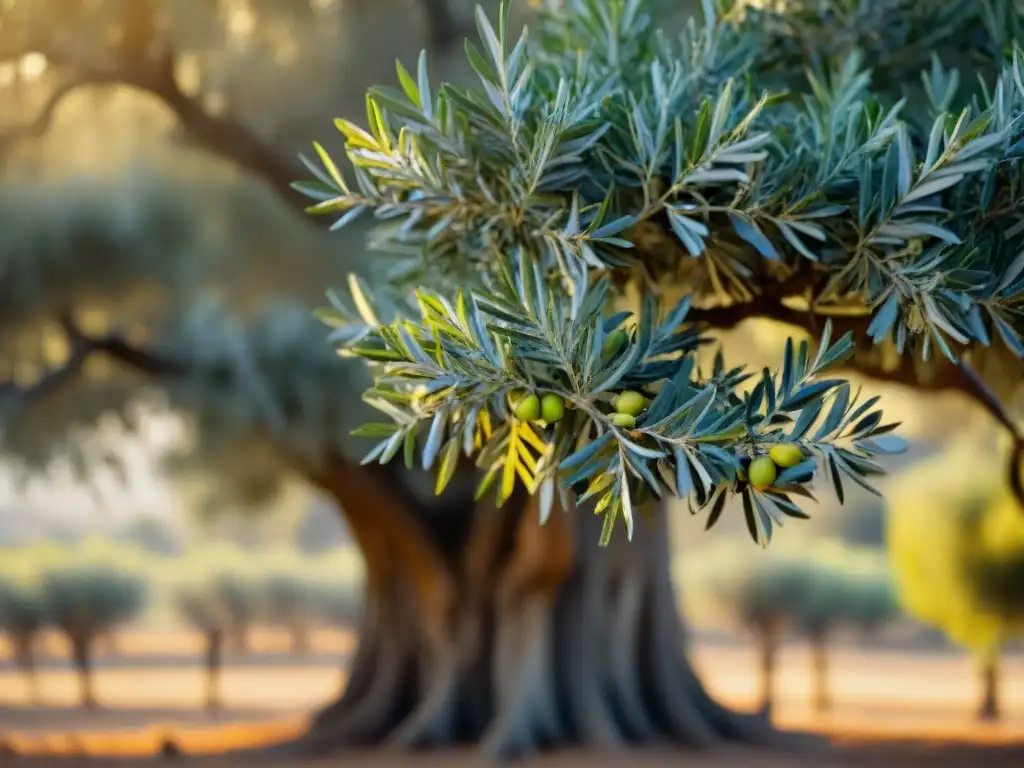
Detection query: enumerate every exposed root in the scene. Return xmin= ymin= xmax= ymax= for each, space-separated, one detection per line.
xmin=386 ymin=647 xmax=462 ymax=748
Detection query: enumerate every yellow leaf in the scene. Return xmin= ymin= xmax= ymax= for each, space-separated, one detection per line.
xmin=518 ymin=422 xmax=549 ymax=455
xmin=500 ymin=426 xmax=519 ymax=503
xmin=516 ymin=440 xmax=538 ymax=474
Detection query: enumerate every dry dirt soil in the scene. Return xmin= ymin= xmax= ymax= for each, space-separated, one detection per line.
xmin=0 ymin=629 xmax=1022 ymax=766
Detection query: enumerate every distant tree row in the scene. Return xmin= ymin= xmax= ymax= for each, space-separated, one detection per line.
xmin=174 ymin=567 xmax=361 ymax=711
xmin=0 ymin=542 xmax=363 ymax=710
xmin=692 ymin=541 xmax=899 ymax=718
xmin=0 ymin=565 xmax=146 ymax=708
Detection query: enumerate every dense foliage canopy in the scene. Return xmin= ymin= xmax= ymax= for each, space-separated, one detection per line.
xmin=304 ymin=0 xmax=1024 ymax=543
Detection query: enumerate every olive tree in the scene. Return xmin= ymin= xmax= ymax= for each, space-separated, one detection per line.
xmin=786 ymin=560 xmax=847 ymax=715
xmin=844 ymin=564 xmax=900 ymax=638
xmin=1 ymin=0 xmax=1024 ymax=761
xmin=971 ymin=551 xmax=1024 ymax=720
xmin=712 ymin=555 xmax=806 ymax=717
xmin=41 ymin=565 xmax=148 ymax=708
xmin=709 ymin=548 xmax=892 ymax=718
xmin=888 ymin=448 xmax=1024 ymax=722
xmin=175 ymin=582 xmax=232 ymax=711
xmin=261 ymin=571 xmax=321 ymax=654
xmin=311 ymin=578 xmax=364 ymax=632
xmin=0 ymin=578 xmax=47 ymax=705
xmin=210 ymin=572 xmax=260 ymax=655
xmin=794 ymin=554 xmax=898 ymax=715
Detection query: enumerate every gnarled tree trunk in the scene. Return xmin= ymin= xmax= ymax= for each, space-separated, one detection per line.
xmin=260 ymin=455 xmax=812 ymax=761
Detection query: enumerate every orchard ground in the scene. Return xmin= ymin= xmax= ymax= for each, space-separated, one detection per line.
xmin=0 ymin=627 xmax=1022 ymax=765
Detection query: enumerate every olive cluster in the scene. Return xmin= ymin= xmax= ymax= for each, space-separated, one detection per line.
xmin=609 ymin=390 xmax=646 ymax=428
xmin=512 ymin=391 xmax=567 ymax=424
xmin=742 ymin=444 xmax=807 ymax=491
xmin=601 ymin=329 xmax=650 ymax=428
xmin=511 ymin=386 xmax=650 ymax=429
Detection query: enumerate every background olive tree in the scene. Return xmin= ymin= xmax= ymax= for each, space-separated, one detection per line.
xmin=888 ymin=443 xmax=1024 ymax=722
xmin=707 ymin=545 xmax=897 ymax=717
xmin=41 ymin=565 xmax=148 ymax=708
xmin=0 ymin=577 xmax=47 ymax=706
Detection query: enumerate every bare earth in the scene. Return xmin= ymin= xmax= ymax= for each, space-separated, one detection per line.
xmin=0 ymin=629 xmax=1022 ymax=766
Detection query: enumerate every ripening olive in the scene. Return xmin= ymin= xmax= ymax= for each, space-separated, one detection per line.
xmin=614 ymin=390 xmax=647 ymax=417
xmin=611 ymin=413 xmax=636 ymax=429
xmin=769 ymin=443 xmax=805 ymax=469
xmin=541 ymin=393 xmax=566 ymax=423
xmin=601 ymin=329 xmax=629 ymax=360
xmin=748 ymin=455 xmax=777 ymax=490
xmin=514 ymin=394 xmax=541 ymax=422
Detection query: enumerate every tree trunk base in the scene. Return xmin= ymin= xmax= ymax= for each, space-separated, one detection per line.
xmin=254 ymin=463 xmax=825 ymax=762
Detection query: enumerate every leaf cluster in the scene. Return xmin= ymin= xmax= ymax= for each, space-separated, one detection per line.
xmin=291 ymin=0 xmax=1024 ymax=542
xmin=327 ymin=264 xmax=903 ymax=544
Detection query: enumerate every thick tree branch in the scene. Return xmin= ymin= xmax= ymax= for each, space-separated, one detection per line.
xmin=0 ymin=313 xmax=216 ymax=419
xmin=0 ymin=73 xmax=119 ymax=156
xmin=686 ymin=299 xmax=977 ymax=393
xmin=0 ymin=49 xmax=307 ymax=215
xmin=130 ymin=55 xmax=309 ymax=211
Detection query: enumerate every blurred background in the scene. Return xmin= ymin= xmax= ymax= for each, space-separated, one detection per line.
xmin=0 ymin=0 xmax=1022 ymax=762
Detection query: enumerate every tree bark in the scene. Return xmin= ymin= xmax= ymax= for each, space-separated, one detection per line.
xmin=204 ymin=629 xmax=224 ymax=712
xmin=12 ymin=634 xmax=41 ymax=706
xmin=264 ymin=455 xmax=817 ymax=760
xmin=977 ymin=654 xmax=1000 ymax=722
xmin=809 ymin=634 xmax=830 ymax=714
xmin=70 ymin=634 xmax=96 ymax=710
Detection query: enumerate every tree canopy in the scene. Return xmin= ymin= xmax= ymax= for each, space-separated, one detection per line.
xmin=888 ymin=443 xmax=1024 ymax=654
xmin=305 ymin=0 xmax=1024 ymax=543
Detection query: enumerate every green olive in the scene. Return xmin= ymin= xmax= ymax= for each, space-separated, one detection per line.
xmin=614 ymin=390 xmax=647 ymax=417
xmin=601 ymin=329 xmax=629 ymax=360
xmin=513 ymin=394 xmax=541 ymax=422
xmin=748 ymin=455 xmax=777 ymax=491
xmin=769 ymin=443 xmax=805 ymax=469
xmin=541 ymin=393 xmax=566 ymax=423
xmin=611 ymin=412 xmax=636 ymax=429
